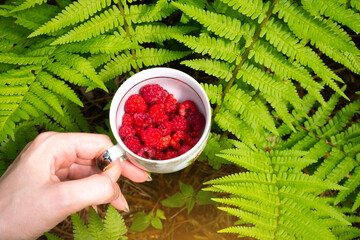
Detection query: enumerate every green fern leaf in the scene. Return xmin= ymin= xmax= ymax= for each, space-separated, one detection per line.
xmin=11 ymin=0 xmax=47 ymax=13
xmin=325 ymin=156 xmax=357 ymax=184
xmin=219 ymin=0 xmax=270 ymax=23
xmin=59 ymin=34 xmax=134 ymax=54
xmin=44 ymin=232 xmax=64 ymax=240
xmin=37 ymin=71 xmax=83 ymax=106
xmin=134 ymin=48 xmax=189 ymax=68
xmin=51 ymin=5 xmax=123 ymax=45
xmin=103 ymin=205 xmax=127 ymax=240
xmin=172 ymin=2 xmax=254 ymax=43
xmin=29 ymin=82 xmax=63 ymax=115
xmin=88 ymin=206 xmax=104 ymax=239
xmin=302 ymin=0 xmax=360 ymax=34
xmin=0 ymin=53 xmax=48 ymax=65
xmin=201 ymin=83 xmax=222 ymax=105
xmin=275 ymin=0 xmax=359 ymax=54
xmin=128 ymin=2 xmax=176 ymax=24
xmin=335 ymin=166 xmax=360 ymax=205
xmin=99 ymin=51 xmax=133 ymax=82
xmin=71 ymin=213 xmax=91 ymax=240
xmin=181 ymin=59 xmax=233 ymax=82
xmin=351 ymin=0 xmax=360 ymax=10
xmin=332 ymin=226 xmax=360 ymax=240
xmin=30 ymin=0 xmax=112 ymax=37
xmin=174 ymin=34 xmax=240 ymax=62
xmin=135 ymin=24 xmax=196 ymax=44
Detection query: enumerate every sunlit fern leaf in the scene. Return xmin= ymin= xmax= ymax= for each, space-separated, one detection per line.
xmin=29 ymin=82 xmax=63 ymax=115
xmin=44 ymin=232 xmax=63 ymax=240
xmin=89 ymin=53 xmax=115 ymax=69
xmin=51 ymin=5 xmax=123 ymax=45
xmin=332 ymin=226 xmax=360 ymax=240
xmin=352 ymin=0 xmax=360 ymax=10
xmin=88 ymin=207 xmax=103 ymax=239
xmin=218 ymin=0 xmax=270 ymax=23
xmin=301 ymin=0 xmax=360 ymax=34
xmin=334 ymin=166 xmax=360 ymax=205
xmin=172 ymin=2 xmax=254 ymax=44
xmin=325 ymin=156 xmax=357 ymax=184
xmin=133 ymin=48 xmax=189 ymax=68
xmin=181 ymin=59 xmax=233 ymax=82
xmin=37 ymin=71 xmax=83 ymax=107
xmin=59 ymin=34 xmax=134 ymax=54
xmin=0 ymin=52 xmax=48 ymax=65
xmin=214 ymin=109 xmax=261 ymax=150
xmin=134 ymin=24 xmax=196 ymax=44
xmin=173 ymin=34 xmax=240 ymax=62
xmin=128 ymin=2 xmax=176 ymax=24
xmin=262 ymin=18 xmax=345 ymax=84
xmin=275 ymin=0 xmax=359 ymax=55
xmin=29 ymin=0 xmax=112 ymax=37
xmin=10 ymin=0 xmax=47 ymax=13
xmin=10 ymin=4 xmax=60 ymax=30
xmin=53 ymin=52 xmax=106 ymax=90
xmin=201 ymin=83 xmax=222 ymax=105
xmin=224 ymin=85 xmax=278 ymax=134
xmin=71 ymin=213 xmax=91 ymax=240
xmin=98 ymin=51 xmax=133 ymax=82
xmin=102 ymin=205 xmax=127 ymax=240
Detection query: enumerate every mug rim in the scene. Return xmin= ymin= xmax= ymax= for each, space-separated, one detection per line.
xmin=109 ymin=67 xmax=211 ymax=165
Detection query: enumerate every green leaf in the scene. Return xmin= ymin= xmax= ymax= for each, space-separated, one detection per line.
xmin=196 ymin=190 xmax=217 ymax=205
xmin=179 ymin=181 xmax=194 ymax=197
xmin=151 ymin=217 xmax=163 ymax=230
xmin=44 ymin=232 xmax=64 ymax=240
xmin=156 ymin=209 xmax=166 ymax=220
xmin=186 ymin=198 xmax=196 ymax=213
xmin=103 ymin=205 xmax=127 ymax=239
xmin=129 ymin=212 xmax=151 ymax=232
xmin=161 ymin=192 xmax=186 ymax=208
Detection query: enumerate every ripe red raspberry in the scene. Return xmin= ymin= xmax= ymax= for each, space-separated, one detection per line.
xmin=164 ymin=94 xmax=179 ymax=113
xmin=137 ymin=146 xmax=155 ymax=159
xmin=165 ymin=150 xmax=179 ymax=159
xmin=170 ymin=131 xmax=187 ymax=150
xmin=190 ymin=131 xmax=201 ymax=138
xmin=125 ymin=94 xmax=148 ymax=114
xmin=156 ymin=135 xmax=171 ymax=151
xmin=155 ymin=151 xmax=166 ymax=160
xmin=118 ymin=125 xmax=135 ymax=139
xmin=148 ymin=103 xmax=167 ymax=124
xmin=122 ymin=113 xmax=134 ymax=126
xmin=187 ymin=111 xmax=205 ymax=132
xmin=158 ymin=121 xmax=172 ymax=136
xmin=189 ymin=137 xmax=200 ymax=147
xmin=179 ymin=100 xmax=197 ymax=117
xmin=171 ymin=116 xmax=189 ymax=132
xmin=141 ymin=128 xmax=161 ymax=147
xmin=134 ymin=112 xmax=153 ymax=128
xmin=178 ymin=144 xmax=192 ymax=155
xmin=140 ymin=84 xmax=169 ymax=105
xmin=123 ymin=136 xmax=142 ymax=153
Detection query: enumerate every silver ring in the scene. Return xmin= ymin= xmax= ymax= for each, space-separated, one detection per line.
xmin=96 ymin=150 xmax=113 ymax=171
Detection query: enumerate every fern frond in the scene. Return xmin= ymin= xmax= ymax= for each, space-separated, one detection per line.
xmin=37 ymin=70 xmax=83 ymax=106
xmin=218 ymin=225 xmax=274 ymax=240
xmin=51 ymin=5 xmax=123 ymax=45
xmin=325 ymin=156 xmax=357 ymax=184
xmin=275 ymin=0 xmax=359 ymax=54
xmin=332 ymin=226 xmax=360 ymax=240
xmin=71 ymin=213 xmax=91 ymax=240
xmin=0 ymin=53 xmax=48 ymax=65
xmin=59 ymin=35 xmax=134 ymax=54
xmin=216 ymin=153 xmax=272 ymax=173
xmin=103 ymin=205 xmax=127 ymax=240
xmin=128 ymin=2 xmax=176 ymax=24
xmin=11 ymin=0 xmax=47 ymax=13
xmin=135 ymin=24 xmax=196 ymax=44
xmin=88 ymin=207 xmax=103 ymax=239
xmin=172 ymin=2 xmax=254 ymax=43
xmin=201 ymin=83 xmax=222 ymax=105
xmin=219 ymin=0 xmax=270 ymax=23
xmin=98 ymin=51 xmax=133 ymax=82
xmin=134 ymin=48 xmax=189 ymax=68
xmin=301 ymin=0 xmax=360 ymax=34
xmin=173 ymin=34 xmax=240 ymax=62
xmin=29 ymin=82 xmax=63 ymax=115
xmin=181 ymin=59 xmax=233 ymax=82
xmin=334 ymin=166 xmax=360 ymax=205
xmin=30 ymin=0 xmax=112 ymax=37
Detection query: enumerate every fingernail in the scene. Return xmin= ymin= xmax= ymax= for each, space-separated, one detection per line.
xmin=124 ymin=206 xmax=130 ymax=213
xmin=146 ymin=173 xmax=152 ymax=182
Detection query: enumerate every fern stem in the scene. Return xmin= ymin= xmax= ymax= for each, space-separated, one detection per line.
xmin=117 ymin=1 xmax=139 ymax=73
xmin=211 ymin=0 xmax=280 ymax=125
xmin=298 ymin=125 xmax=338 ymax=148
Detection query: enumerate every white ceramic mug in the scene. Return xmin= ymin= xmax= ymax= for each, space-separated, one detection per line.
xmin=97 ymin=67 xmax=211 ymax=174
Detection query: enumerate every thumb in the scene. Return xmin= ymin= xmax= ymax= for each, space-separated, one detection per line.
xmin=49 ymin=174 xmax=120 ymax=217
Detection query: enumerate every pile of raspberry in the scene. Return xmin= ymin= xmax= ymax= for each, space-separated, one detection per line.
xmin=118 ymin=84 xmax=205 ymax=160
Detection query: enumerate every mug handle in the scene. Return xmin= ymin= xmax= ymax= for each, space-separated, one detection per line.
xmin=97 ymin=144 xmax=125 ymax=171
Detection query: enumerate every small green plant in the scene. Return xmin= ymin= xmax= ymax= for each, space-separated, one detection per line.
xmin=129 ymin=209 xmax=166 ymax=232
xmin=161 ymin=181 xmax=216 ymax=213
xmin=45 ymin=205 xmax=127 ymax=240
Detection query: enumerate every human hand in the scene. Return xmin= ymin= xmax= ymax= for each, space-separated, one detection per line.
xmin=0 ymin=132 xmax=149 ymax=240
